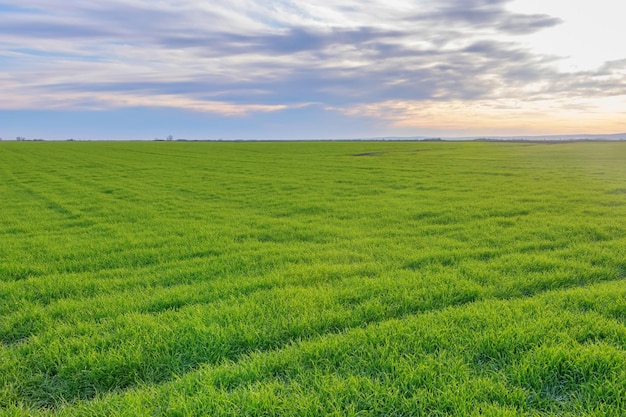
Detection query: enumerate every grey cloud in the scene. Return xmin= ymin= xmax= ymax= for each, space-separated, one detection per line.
xmin=2 ymin=0 xmax=608 ymax=114
xmin=411 ymin=0 xmax=561 ymax=35
xmin=498 ymin=14 xmax=563 ymax=35
xmin=557 ymin=62 xmax=626 ymax=97
xmin=598 ymin=58 xmax=626 ymax=73
xmin=158 ymin=27 xmax=405 ymax=56
xmin=32 ymin=31 xmax=562 ymax=106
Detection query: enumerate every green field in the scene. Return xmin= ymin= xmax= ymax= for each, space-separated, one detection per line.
xmin=1 ymin=141 xmax=626 ymax=416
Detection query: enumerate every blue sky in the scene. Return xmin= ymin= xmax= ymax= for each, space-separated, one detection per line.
xmin=1 ymin=0 xmax=625 ymax=140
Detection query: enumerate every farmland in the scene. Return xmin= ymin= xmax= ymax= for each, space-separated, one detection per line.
xmin=1 ymin=141 xmax=626 ymax=416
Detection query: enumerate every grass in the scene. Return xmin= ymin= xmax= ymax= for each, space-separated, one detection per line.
xmin=1 ymin=140 xmax=626 ymax=416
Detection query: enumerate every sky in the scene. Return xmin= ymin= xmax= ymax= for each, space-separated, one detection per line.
xmin=0 ymin=0 xmax=625 ymax=140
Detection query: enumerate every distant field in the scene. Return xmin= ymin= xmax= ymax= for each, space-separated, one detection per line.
xmin=1 ymin=141 xmax=626 ymax=416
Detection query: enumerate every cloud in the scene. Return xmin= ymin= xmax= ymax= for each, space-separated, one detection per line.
xmin=498 ymin=13 xmax=562 ymax=35
xmin=0 ymin=83 xmax=292 ymax=115
xmin=0 ymin=0 xmax=624 ymax=134
xmin=410 ymin=0 xmax=562 ymax=35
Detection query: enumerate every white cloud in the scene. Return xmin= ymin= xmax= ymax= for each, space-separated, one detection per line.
xmin=507 ymin=0 xmax=626 ymax=71
xmin=0 ymin=0 xmax=624 ymax=134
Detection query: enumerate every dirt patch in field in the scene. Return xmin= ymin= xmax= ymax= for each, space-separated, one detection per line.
xmin=352 ymin=152 xmax=384 ymax=157
xmin=352 ymin=149 xmax=434 ymax=157
xmin=606 ymin=188 xmax=626 ymax=195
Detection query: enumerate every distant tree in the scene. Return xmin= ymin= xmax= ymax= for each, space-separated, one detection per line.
xmin=16 ymin=136 xmax=26 ymax=141
xmin=166 ymin=135 xmax=174 ymax=141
